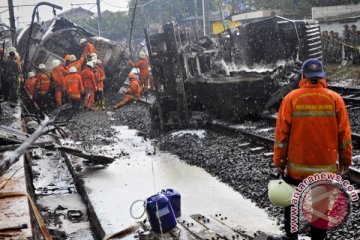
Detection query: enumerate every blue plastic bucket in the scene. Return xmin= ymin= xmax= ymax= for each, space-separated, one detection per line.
xmin=161 ymin=189 xmax=181 ymax=218
xmin=145 ymin=193 xmax=177 ymax=233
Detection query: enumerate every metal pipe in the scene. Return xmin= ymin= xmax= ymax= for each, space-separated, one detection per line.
xmin=23 ymin=2 xmax=62 ymax=80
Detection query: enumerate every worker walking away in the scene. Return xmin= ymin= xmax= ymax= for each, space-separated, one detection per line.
xmin=79 ymin=38 xmax=96 ymax=61
xmin=81 ymin=61 xmax=97 ymax=111
xmin=113 ymin=73 xmax=142 ymax=109
xmin=270 ymin=59 xmax=352 ymax=240
xmin=93 ymin=59 xmax=106 ymax=110
xmin=68 ymin=54 xmax=84 ymax=74
xmin=129 ymin=51 xmax=150 ymax=92
xmin=64 ymin=66 xmax=84 ymax=112
xmin=4 ymin=51 xmax=19 ymax=102
xmin=51 ymin=59 xmax=67 ymax=107
xmin=35 ymin=63 xmax=51 ymax=111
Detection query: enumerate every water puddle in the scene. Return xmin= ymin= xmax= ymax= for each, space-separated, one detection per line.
xmin=77 ymin=126 xmax=281 ymax=235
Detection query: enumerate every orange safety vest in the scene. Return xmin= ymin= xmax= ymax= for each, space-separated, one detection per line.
xmin=51 ymin=65 xmax=67 ymax=90
xmin=81 ymin=68 xmax=97 ymax=91
xmin=36 ymin=72 xmax=51 ymax=95
xmin=64 ymin=73 xmax=84 ymax=100
xmin=273 ymin=78 xmax=352 ymax=180
xmin=24 ymin=77 xmax=37 ymax=97
xmin=94 ymin=65 xmax=105 ymax=90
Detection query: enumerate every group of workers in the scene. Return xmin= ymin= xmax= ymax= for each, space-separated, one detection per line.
xmin=22 ymin=38 xmax=106 ymax=112
xmin=0 ymin=37 xmax=151 ymax=113
xmin=321 ymin=24 xmax=360 ymax=64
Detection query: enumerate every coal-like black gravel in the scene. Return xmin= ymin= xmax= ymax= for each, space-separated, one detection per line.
xmin=63 ymin=95 xmax=360 ymax=240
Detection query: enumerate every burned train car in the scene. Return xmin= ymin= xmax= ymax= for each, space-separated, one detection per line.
xmin=145 ymin=17 xmax=322 ymax=128
xmin=18 ymin=17 xmax=131 ymax=90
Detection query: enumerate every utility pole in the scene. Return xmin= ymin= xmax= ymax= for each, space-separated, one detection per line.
xmin=8 ymin=0 xmax=16 ymax=46
xmin=195 ymin=0 xmax=198 ymax=30
xmin=96 ymin=0 xmax=101 ymax=36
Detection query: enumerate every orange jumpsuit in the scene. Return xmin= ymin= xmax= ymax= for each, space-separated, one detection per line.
xmin=129 ymin=58 xmax=149 ymax=90
xmin=24 ymin=76 xmax=37 ymax=98
xmin=51 ymin=65 xmax=67 ymax=106
xmin=69 ymin=56 xmax=85 ymax=74
xmin=64 ymin=73 xmax=84 ymax=100
xmin=83 ymin=42 xmax=96 ymax=59
xmin=114 ymin=78 xmax=142 ymax=109
xmin=273 ymin=78 xmax=352 ymax=181
xmin=36 ymin=72 xmax=51 ymax=95
xmin=81 ymin=68 xmax=97 ymax=110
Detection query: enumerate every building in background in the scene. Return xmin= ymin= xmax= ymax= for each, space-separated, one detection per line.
xmin=312 ymin=4 xmax=360 ymax=33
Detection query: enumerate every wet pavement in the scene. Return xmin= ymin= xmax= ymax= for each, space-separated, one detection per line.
xmin=68 ymin=125 xmax=281 ymax=236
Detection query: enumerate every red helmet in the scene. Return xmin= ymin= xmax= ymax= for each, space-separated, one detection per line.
xmin=128 ymin=72 xmax=136 ymax=79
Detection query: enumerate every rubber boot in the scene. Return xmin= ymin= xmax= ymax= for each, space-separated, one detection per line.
xmin=101 ymin=99 xmax=106 ymax=110
xmin=95 ymin=102 xmax=99 ymax=111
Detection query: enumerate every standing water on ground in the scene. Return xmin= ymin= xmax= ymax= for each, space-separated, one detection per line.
xmin=73 ymin=126 xmax=281 ymax=236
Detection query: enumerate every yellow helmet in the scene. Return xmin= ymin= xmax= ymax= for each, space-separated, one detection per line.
xmin=268 ymin=179 xmax=295 ymax=207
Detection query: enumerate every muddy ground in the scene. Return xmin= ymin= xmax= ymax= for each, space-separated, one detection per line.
xmin=63 ymin=90 xmax=360 ymax=240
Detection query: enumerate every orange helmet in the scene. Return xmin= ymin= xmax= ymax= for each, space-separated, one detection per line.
xmin=128 ymin=72 xmax=136 ymax=79
xmin=64 ymin=54 xmax=71 ymax=61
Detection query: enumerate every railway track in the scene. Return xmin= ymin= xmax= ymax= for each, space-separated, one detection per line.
xmin=211 ymin=118 xmax=360 ymax=185
xmin=328 ymin=84 xmax=360 ymax=108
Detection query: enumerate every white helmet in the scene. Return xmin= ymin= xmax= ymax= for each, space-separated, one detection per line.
xmin=79 ymin=38 xmax=87 ymax=45
xmin=86 ymin=61 xmax=93 ymax=68
xmin=69 ymin=54 xmax=77 ymax=62
xmin=90 ymin=52 xmax=97 ymax=58
xmin=39 ymin=63 xmax=46 ymax=70
xmin=28 ymin=71 xmax=36 ymax=78
xmin=268 ymin=179 xmax=295 ymax=207
xmin=139 ymin=51 xmax=146 ymax=59
xmin=91 ymin=56 xmax=98 ymax=61
xmin=8 ymin=47 xmax=17 ymax=52
xmin=69 ymin=66 xmax=77 ymax=73
xmin=52 ymin=59 xmax=61 ymax=68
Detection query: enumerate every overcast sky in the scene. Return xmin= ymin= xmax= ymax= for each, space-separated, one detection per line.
xmin=0 ymin=0 xmax=129 ymax=28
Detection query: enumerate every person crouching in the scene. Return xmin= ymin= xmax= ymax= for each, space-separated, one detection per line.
xmin=113 ymin=73 xmax=142 ymax=109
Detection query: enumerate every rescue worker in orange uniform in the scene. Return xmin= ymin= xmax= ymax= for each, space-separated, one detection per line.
xmin=24 ymin=71 xmax=37 ymax=99
xmin=68 ymin=54 xmax=85 ymax=74
xmin=64 ymin=55 xmax=71 ymax=70
xmin=93 ymin=59 xmax=106 ymax=110
xmin=51 ymin=59 xmax=67 ymax=107
xmin=35 ymin=63 xmax=51 ymax=111
xmin=81 ymin=61 xmax=97 ymax=111
xmin=113 ymin=73 xmax=142 ymax=109
xmin=64 ymin=66 xmax=84 ymax=111
xmin=272 ymin=59 xmax=352 ymax=240
xmin=129 ymin=51 xmax=150 ymax=91
xmin=79 ymin=38 xmax=96 ymax=61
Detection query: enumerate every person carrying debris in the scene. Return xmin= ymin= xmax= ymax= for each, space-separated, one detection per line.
xmin=113 ymin=72 xmax=142 ymax=109
xmin=35 ymin=63 xmax=51 ymax=111
xmin=79 ymin=38 xmax=96 ymax=61
xmin=68 ymin=54 xmax=84 ymax=74
xmin=64 ymin=66 xmax=84 ymax=111
xmin=129 ymin=51 xmax=150 ymax=91
xmin=271 ymin=59 xmax=352 ymax=240
xmin=51 ymin=59 xmax=67 ymax=107
xmin=4 ymin=51 xmax=20 ymax=102
xmin=81 ymin=61 xmax=97 ymax=111
xmin=93 ymin=59 xmax=106 ymax=110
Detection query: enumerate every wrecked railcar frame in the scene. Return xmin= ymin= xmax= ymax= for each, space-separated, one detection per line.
xmin=145 ymin=17 xmax=322 ymax=129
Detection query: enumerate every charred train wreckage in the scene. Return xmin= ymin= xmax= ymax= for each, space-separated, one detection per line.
xmin=145 ymin=17 xmax=322 ymax=129
xmin=17 ymin=17 xmax=132 ymax=89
